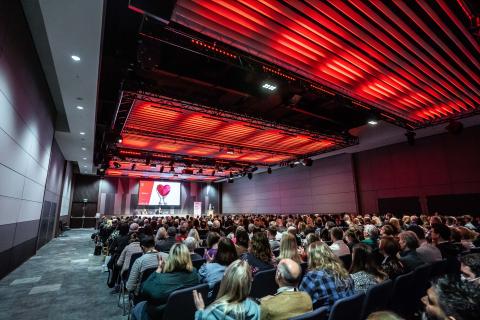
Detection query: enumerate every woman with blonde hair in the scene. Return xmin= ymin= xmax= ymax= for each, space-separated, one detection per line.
xmin=188 ymin=228 xmax=202 ymax=245
xmin=193 ymin=259 xmax=260 ymax=320
xmin=278 ymin=233 xmax=302 ymax=264
xmin=299 ymin=242 xmax=354 ymax=311
xmin=131 ymin=243 xmax=199 ymax=320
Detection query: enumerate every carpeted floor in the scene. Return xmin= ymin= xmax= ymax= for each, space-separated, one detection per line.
xmin=0 ymin=229 xmax=124 ymax=320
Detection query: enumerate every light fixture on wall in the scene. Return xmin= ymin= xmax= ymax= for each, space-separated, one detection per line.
xmin=71 ymin=55 xmax=81 ymax=61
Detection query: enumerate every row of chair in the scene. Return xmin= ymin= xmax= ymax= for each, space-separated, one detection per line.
xmin=289 ymin=259 xmax=448 ymax=320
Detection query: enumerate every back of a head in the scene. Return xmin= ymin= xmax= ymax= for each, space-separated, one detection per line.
xmin=214 ymin=238 xmax=238 ymax=266
xmin=277 ymin=258 xmax=302 ymax=287
xmin=216 ymin=259 xmax=252 ymax=305
xmin=279 ymin=232 xmax=299 ymax=262
xmin=398 ymin=231 xmax=419 ymax=250
xmin=206 ymin=232 xmax=221 ymax=248
xmin=268 ymin=226 xmax=277 ymax=238
xmin=365 ymin=224 xmax=379 ymax=239
xmin=307 ymin=241 xmax=348 ymax=279
xmin=367 ymin=311 xmax=404 ymax=320
xmin=330 ymin=227 xmax=344 ymax=241
xmin=140 ymin=234 xmax=155 ymax=249
xmin=432 ymin=223 xmax=451 ymax=241
xmin=235 ymin=228 xmax=249 ymax=248
xmin=119 ymin=223 xmax=130 ymax=236
xmin=432 ymin=276 xmax=480 ymax=320
xmin=350 ymin=243 xmax=385 ymax=279
xmin=250 ymin=231 xmax=272 ymax=263
xmin=164 ymin=243 xmax=192 ymax=273
xmin=407 ymin=224 xmax=425 ymax=240
xmin=380 ymin=236 xmax=400 ymax=257
xmin=167 ymin=226 xmax=177 ymax=237
xmin=184 ymin=237 xmax=197 ymax=252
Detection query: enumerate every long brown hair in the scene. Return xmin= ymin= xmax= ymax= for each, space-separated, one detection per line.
xmin=250 ymin=232 xmax=272 ymax=264
xmin=350 ymin=243 xmax=387 ymax=281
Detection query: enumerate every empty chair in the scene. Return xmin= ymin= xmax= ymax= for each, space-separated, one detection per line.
xmin=339 ymin=254 xmax=352 ymax=270
xmin=163 ymin=283 xmax=209 ymax=320
xmin=249 ymin=268 xmax=278 ymax=299
xmin=289 ymin=306 xmax=328 ymax=320
xmin=360 ymin=279 xmax=393 ymax=319
xmin=192 ymin=258 xmax=206 ymax=270
xmin=328 ymin=292 xmax=365 ymax=320
xmin=388 ymin=271 xmax=415 ymax=316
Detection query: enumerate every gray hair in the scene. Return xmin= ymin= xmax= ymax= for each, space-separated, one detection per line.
xmin=184 ymin=237 xmax=198 ymax=252
xmin=277 ymin=262 xmax=301 ymax=286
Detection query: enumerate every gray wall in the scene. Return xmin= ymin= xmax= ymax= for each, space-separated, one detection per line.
xmin=0 ymin=1 xmax=56 ymax=278
xmin=222 ymin=154 xmax=358 ymax=214
xmin=60 ymin=160 xmax=73 ymax=218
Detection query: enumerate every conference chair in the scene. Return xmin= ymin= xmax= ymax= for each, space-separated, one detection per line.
xmin=339 ymin=254 xmax=352 ymax=270
xmin=388 ymin=270 xmax=415 ymax=316
xmin=194 ymin=247 xmax=206 ymax=256
xmin=118 ymin=252 xmax=143 ymax=314
xmin=249 ymin=268 xmax=278 ymax=299
xmin=192 ymin=258 xmax=206 ymax=270
xmin=430 ymin=259 xmax=448 ymax=279
xmin=207 ymin=280 xmax=221 ymax=305
xmin=163 ymin=283 xmax=209 ymax=320
xmin=126 ymin=267 xmax=157 ymax=320
xmin=328 ymin=292 xmax=365 ymax=320
xmin=288 ymin=306 xmax=328 ymax=320
xmin=360 ymin=279 xmax=393 ymax=319
xmin=413 ymin=264 xmax=433 ymax=302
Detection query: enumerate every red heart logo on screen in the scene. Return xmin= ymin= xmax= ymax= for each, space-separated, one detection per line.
xmin=156 ymin=184 xmax=171 ymax=197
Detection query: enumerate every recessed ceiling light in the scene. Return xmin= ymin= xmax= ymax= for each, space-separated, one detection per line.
xmin=83 ymin=165 xmax=87 ymax=168
xmin=368 ymin=120 xmax=378 ymax=126
xmin=262 ymin=83 xmax=277 ymax=91
xmin=81 ymin=147 xmax=86 ymax=151
xmin=71 ymin=55 xmax=81 ymax=61
xmin=76 ymin=106 xmax=84 ymax=110
xmin=80 ymin=132 xmax=85 ymax=135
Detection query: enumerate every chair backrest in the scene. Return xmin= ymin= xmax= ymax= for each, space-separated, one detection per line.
xmin=192 ymin=258 xmax=206 ymax=271
xmin=413 ymin=263 xmax=433 ymax=300
xmin=163 ymin=283 xmax=209 ymax=320
xmin=249 ymin=268 xmax=278 ymax=299
xmin=207 ymin=280 xmax=222 ymax=306
xmin=328 ymin=292 xmax=365 ymax=320
xmin=389 ymin=271 xmax=415 ymax=315
xmin=339 ymin=254 xmax=352 ymax=270
xmin=288 ymin=306 xmax=328 ymax=320
xmin=140 ymin=267 xmax=157 ymax=284
xmin=360 ymin=279 xmax=393 ymax=319
xmin=300 ymin=262 xmax=308 ymax=278
xmin=430 ymin=259 xmax=448 ymax=279
xmin=194 ymin=247 xmax=206 ymax=256
xmin=123 ymin=252 xmax=143 ymax=280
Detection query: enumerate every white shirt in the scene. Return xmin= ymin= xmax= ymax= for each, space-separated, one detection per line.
xmin=330 ymin=240 xmax=351 ymax=257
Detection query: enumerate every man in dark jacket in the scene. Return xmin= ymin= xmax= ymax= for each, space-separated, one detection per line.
xmin=398 ymin=231 xmax=424 ymax=272
xmin=155 ymin=226 xmax=177 ymax=253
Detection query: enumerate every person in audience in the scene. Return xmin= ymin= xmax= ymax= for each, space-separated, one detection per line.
xmin=456 ymin=227 xmax=476 ymax=251
xmin=235 ymin=227 xmax=249 ymax=256
xmin=185 ymin=236 xmax=203 ymax=261
xmin=362 ymin=225 xmax=379 ymax=249
xmin=408 ymin=225 xmax=442 ymax=263
xmin=431 ymin=223 xmax=462 ymax=261
xmin=329 ymin=227 xmax=350 ymax=257
xmin=204 ymin=232 xmax=221 ymax=261
xmin=131 ymin=243 xmax=199 ymax=320
xmin=299 ymin=241 xmax=354 ymax=311
xmin=193 ymin=259 xmax=261 ymax=320
xmin=349 ymin=243 xmax=388 ymax=293
xmin=188 ymin=228 xmax=202 ymax=246
xmin=109 ymin=223 xmax=130 ymax=257
xmin=267 ymin=226 xmax=280 ymax=252
xmin=460 ymin=253 xmax=480 ymax=285
xmin=126 ymin=235 xmax=167 ymax=296
xmin=380 ymin=224 xmax=396 ymax=237
xmin=277 ymin=232 xmax=302 ymax=264
xmin=117 ymin=232 xmax=142 ymax=274
xmin=260 ymin=258 xmax=313 ymax=320
xmin=389 ymin=218 xmax=401 ymax=234
xmin=242 ymin=231 xmax=276 ymax=276
xmin=463 ymin=215 xmax=476 ymax=231
xmin=199 ymin=238 xmax=238 ymax=289
xmin=379 ymin=236 xmax=405 ymax=279
xmin=345 ymin=228 xmax=361 ymax=251
xmin=398 ymin=231 xmax=424 ymax=272
xmin=155 ymin=227 xmax=167 ymax=243
xmin=176 ymin=222 xmax=188 ymax=242
xmin=155 ymin=226 xmax=177 ymax=253
xmin=367 ymin=311 xmax=405 ymax=320
xmin=421 ymin=276 xmax=480 ymax=320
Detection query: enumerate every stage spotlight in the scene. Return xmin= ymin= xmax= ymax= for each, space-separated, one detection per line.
xmin=446 ymin=119 xmax=463 ymax=135
xmin=267 ymin=167 xmax=272 ymax=174
xmin=117 ymin=134 xmax=123 ymax=143
xmin=228 ymin=178 xmax=234 ymax=183
xmin=160 ymin=165 xmax=164 ymax=173
xmin=113 ymin=162 xmax=121 ymax=169
xmin=367 ymin=120 xmax=378 ymax=126
xmin=247 ymin=172 xmax=253 ymax=180
xmin=262 ymin=83 xmax=277 ymax=91
xmin=302 ymin=158 xmax=313 ymax=167
xmin=405 ymin=131 xmax=416 ymax=146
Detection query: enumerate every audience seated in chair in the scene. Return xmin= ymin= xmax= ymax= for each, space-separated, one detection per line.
xmin=199 ymin=238 xmax=238 ymax=290
xmin=193 ymin=259 xmax=260 ymax=320
xmin=268 ymin=226 xmax=280 ymax=252
xmin=329 ymin=227 xmax=350 ymax=257
xmin=131 ymin=243 xmax=199 ymax=320
xmin=235 ymin=227 xmax=249 ymax=257
xmin=407 ymin=225 xmax=442 ymax=263
xmin=277 ymin=233 xmax=302 ymax=264
xmin=361 ymin=225 xmax=380 ymax=250
xmin=379 ymin=236 xmax=405 ymax=279
xmin=398 ymin=231 xmax=424 ymax=272
xmin=185 ymin=236 xmax=203 ymax=261
xmin=431 ymin=223 xmax=461 ymax=260
xmin=421 ymin=276 xmax=480 ymax=320
xmin=126 ymin=235 xmax=167 ymax=296
xmin=260 ymin=258 xmax=312 ymax=320
xmin=349 ymin=243 xmax=388 ymax=293
xmin=155 ymin=227 xmax=177 ymax=253
xmin=242 ymin=232 xmax=276 ymax=276
xmin=204 ymin=232 xmax=221 ymax=262
xmin=117 ymin=232 xmax=142 ymax=274
xmin=299 ymin=241 xmax=354 ymax=312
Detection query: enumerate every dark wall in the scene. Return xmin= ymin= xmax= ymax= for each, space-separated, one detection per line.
xmin=355 ymin=125 xmax=480 ymax=215
xmin=70 ymin=175 xmax=101 ymax=228
xmin=0 ymin=1 xmax=57 ymax=278
xmin=223 ymin=154 xmax=358 ymax=214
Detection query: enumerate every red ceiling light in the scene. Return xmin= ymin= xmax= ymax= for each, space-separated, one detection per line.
xmin=171 ymin=0 xmax=480 ymax=124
